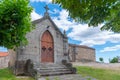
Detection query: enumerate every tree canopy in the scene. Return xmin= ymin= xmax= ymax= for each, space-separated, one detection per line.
xmin=109 ymin=56 xmax=118 ymax=63
xmin=53 ymin=0 xmax=120 ymax=32
xmin=0 ymin=0 xmax=33 ymax=49
xmin=99 ymin=57 xmax=104 ymax=63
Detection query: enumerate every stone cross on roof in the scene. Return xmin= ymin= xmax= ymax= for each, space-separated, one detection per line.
xmin=44 ymin=5 xmax=49 ymax=17
xmin=44 ymin=5 xmax=49 ymax=13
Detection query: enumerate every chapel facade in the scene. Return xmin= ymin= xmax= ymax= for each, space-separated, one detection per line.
xmin=16 ymin=7 xmax=69 ymax=65
xmin=9 ymin=6 xmax=95 ymax=76
xmin=9 ymin=6 xmax=74 ymax=76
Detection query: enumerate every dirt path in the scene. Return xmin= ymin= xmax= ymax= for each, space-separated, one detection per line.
xmin=38 ymin=74 xmax=97 ymax=80
xmin=72 ymin=62 xmax=120 ymax=70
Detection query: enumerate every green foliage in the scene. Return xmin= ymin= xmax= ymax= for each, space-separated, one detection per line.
xmin=53 ymin=0 xmax=120 ymax=32
xmin=54 ymin=77 xmax=59 ymax=80
xmin=87 ymin=78 xmax=92 ymax=80
xmin=76 ymin=66 xmax=120 ymax=80
xmin=0 ymin=0 xmax=33 ymax=49
xmin=99 ymin=57 xmax=104 ymax=62
xmin=109 ymin=56 xmax=118 ymax=63
xmin=0 ymin=68 xmax=16 ymax=79
xmin=45 ymin=77 xmax=50 ymax=80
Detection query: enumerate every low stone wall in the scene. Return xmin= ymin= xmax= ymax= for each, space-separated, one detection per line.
xmin=8 ymin=49 xmax=16 ymax=68
xmin=69 ymin=44 xmax=95 ymax=62
xmin=72 ymin=62 xmax=120 ymax=70
xmin=0 ymin=56 xmax=9 ymax=69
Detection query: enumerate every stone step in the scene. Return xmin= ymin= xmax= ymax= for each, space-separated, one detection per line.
xmin=39 ymin=63 xmax=66 ymax=67
xmin=38 ymin=66 xmax=67 ymax=69
xmin=35 ymin=63 xmax=74 ymax=76
xmin=39 ymin=67 xmax=69 ymax=70
xmin=39 ymin=68 xmax=71 ymax=72
xmin=39 ymin=66 xmax=67 ymax=69
xmin=37 ymin=64 xmax=67 ymax=69
xmin=38 ymin=70 xmax=72 ymax=76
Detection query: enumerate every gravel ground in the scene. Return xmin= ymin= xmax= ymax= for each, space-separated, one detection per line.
xmin=72 ymin=62 xmax=120 ymax=70
xmin=38 ymin=74 xmax=97 ymax=80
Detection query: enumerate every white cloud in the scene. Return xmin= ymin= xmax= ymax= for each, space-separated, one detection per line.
xmin=30 ymin=0 xmax=52 ymax=3
xmin=51 ymin=9 xmax=120 ymax=47
xmin=68 ymin=25 xmax=120 ymax=46
xmin=100 ymin=45 xmax=120 ymax=52
xmin=52 ymin=10 xmax=74 ymax=31
xmin=49 ymin=9 xmax=60 ymax=14
xmin=31 ymin=10 xmax=42 ymax=21
xmin=30 ymin=8 xmax=120 ymax=47
xmin=68 ymin=24 xmax=120 ymax=46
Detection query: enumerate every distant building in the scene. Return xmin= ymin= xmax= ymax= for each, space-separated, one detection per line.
xmin=69 ymin=44 xmax=95 ymax=62
xmin=118 ymin=56 xmax=120 ymax=63
xmin=0 ymin=52 xmax=9 ymax=68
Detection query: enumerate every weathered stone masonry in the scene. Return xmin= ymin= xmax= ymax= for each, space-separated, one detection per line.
xmin=69 ymin=44 xmax=95 ymax=62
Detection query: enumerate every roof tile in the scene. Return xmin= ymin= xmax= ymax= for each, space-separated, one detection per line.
xmin=0 ymin=52 xmax=8 ymax=57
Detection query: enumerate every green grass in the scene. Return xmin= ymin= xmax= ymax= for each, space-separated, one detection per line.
xmin=1 ymin=67 xmax=120 ymax=80
xmin=0 ymin=68 xmax=34 ymax=80
xmin=76 ymin=66 xmax=120 ymax=80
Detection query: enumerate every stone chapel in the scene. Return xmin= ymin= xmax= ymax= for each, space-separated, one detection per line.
xmin=9 ymin=6 xmax=75 ymax=76
xmin=9 ymin=6 xmax=95 ymax=76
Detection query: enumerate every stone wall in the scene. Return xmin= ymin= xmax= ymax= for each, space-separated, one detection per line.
xmin=69 ymin=44 xmax=95 ymax=62
xmin=8 ymin=49 xmax=16 ymax=68
xmin=0 ymin=56 xmax=9 ymax=69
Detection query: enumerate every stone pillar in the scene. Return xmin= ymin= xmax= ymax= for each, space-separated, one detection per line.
xmin=63 ymin=30 xmax=69 ymax=62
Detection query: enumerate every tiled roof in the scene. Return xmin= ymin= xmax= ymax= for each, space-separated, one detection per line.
xmin=0 ymin=52 xmax=8 ymax=57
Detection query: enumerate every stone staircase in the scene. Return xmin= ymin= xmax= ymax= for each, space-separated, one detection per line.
xmin=35 ymin=63 xmax=74 ymax=76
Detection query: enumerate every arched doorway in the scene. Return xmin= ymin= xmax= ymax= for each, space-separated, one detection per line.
xmin=41 ymin=30 xmax=54 ymax=63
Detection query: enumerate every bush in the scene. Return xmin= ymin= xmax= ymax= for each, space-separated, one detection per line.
xmin=99 ymin=57 xmax=104 ymax=63
xmin=109 ymin=57 xmax=118 ymax=63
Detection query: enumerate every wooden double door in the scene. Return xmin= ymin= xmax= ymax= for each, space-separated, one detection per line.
xmin=41 ymin=31 xmax=54 ymax=63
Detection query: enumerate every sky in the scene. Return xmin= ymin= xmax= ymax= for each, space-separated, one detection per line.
xmin=1 ymin=0 xmax=120 ymax=63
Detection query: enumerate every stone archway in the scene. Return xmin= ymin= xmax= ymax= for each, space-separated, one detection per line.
xmin=41 ymin=30 xmax=54 ymax=63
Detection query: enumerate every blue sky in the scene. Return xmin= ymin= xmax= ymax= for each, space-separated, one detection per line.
xmin=1 ymin=0 xmax=120 ymax=63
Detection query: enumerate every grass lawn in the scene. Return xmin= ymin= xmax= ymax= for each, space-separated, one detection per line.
xmin=76 ymin=66 xmax=120 ymax=80
xmin=0 ymin=68 xmax=34 ymax=80
xmin=1 ymin=67 xmax=120 ymax=80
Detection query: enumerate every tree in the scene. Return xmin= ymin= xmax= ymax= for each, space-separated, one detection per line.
xmin=52 ymin=0 xmax=120 ymax=32
xmin=99 ymin=57 xmax=104 ymax=63
xmin=0 ymin=0 xmax=33 ymax=49
xmin=109 ymin=56 xmax=118 ymax=63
